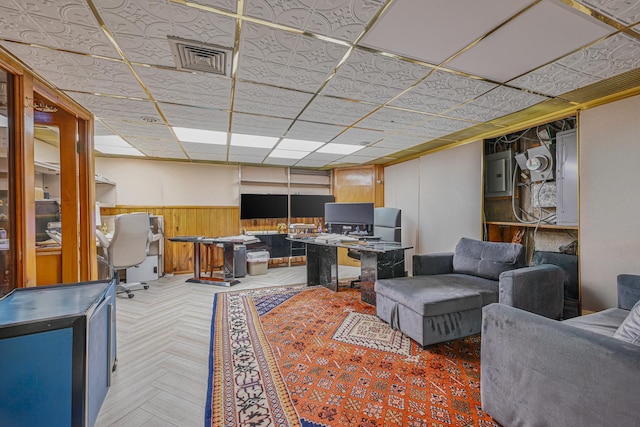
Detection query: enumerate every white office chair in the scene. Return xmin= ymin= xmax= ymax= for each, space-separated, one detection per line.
xmin=97 ymin=212 xmax=151 ymax=298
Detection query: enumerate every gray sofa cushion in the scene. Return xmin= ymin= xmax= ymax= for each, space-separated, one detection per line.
xmin=452 ymin=238 xmax=525 ymax=280
xmin=562 ymin=307 xmax=629 ymax=337
xmin=375 ymin=274 xmax=498 ymax=316
xmin=614 ymin=300 xmax=640 ymax=345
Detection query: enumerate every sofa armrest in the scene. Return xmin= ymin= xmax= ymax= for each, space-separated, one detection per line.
xmin=498 ymin=264 xmax=564 ymax=319
xmin=618 ymin=274 xmax=640 ymax=310
xmin=481 ymin=303 xmax=640 ymax=427
xmin=412 ymin=253 xmax=453 ymax=276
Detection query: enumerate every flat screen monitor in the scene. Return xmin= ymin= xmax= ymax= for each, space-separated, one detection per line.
xmin=290 ymin=195 xmax=335 ymax=218
xmin=324 ymin=202 xmax=374 ymax=226
xmin=240 ymin=194 xmax=288 ymax=219
xmin=36 ymin=200 xmax=60 ymax=242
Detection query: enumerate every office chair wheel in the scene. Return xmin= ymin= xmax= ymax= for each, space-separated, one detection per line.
xmin=143 ymin=285 xmax=149 ymax=290
xmin=127 ymin=292 xmax=134 ymax=299
xmin=112 ymin=358 xmax=118 ymax=372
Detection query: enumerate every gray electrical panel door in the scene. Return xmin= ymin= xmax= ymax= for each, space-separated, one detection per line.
xmin=556 ymin=129 xmax=578 ymax=226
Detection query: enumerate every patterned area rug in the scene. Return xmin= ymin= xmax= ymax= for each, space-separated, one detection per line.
xmin=206 ymin=285 xmax=498 ymax=427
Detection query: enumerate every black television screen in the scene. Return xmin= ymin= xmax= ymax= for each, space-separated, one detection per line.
xmin=240 ymin=194 xmax=288 ymax=219
xmin=324 ymin=202 xmax=374 ymax=226
xmin=291 ymin=195 xmax=335 ymax=218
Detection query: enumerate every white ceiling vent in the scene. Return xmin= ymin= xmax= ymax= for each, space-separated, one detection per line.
xmin=168 ymin=37 xmax=232 ymax=76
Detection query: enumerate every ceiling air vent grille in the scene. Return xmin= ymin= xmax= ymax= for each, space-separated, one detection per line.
xmin=168 ymin=37 xmax=232 ymax=76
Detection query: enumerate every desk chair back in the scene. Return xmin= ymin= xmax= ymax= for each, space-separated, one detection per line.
xmin=373 ymin=207 xmax=401 ymax=242
xmin=108 ymin=212 xmax=150 ymax=270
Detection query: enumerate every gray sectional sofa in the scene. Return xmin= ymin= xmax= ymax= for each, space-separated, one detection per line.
xmin=375 ymin=238 xmax=564 ymax=346
xmin=481 ymin=274 xmax=640 ymax=427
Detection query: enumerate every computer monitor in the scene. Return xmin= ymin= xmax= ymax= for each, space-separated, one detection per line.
xmin=36 ymin=200 xmax=60 ymax=242
xmin=324 ymin=202 xmax=374 ymax=232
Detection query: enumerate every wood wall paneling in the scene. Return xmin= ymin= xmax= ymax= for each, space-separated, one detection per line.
xmin=101 ymin=206 xmax=240 ymax=274
xmin=333 ymin=165 xmax=384 ymax=266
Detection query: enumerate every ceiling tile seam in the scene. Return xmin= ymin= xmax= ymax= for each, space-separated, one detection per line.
xmin=226 ymin=0 xmax=245 ymax=163
xmin=95 ymin=118 xmax=153 ymax=157
xmin=84 ymin=0 xmax=192 ymax=161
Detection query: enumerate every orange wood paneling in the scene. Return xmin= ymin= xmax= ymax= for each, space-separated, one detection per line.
xmin=332 ymin=165 xmax=384 ymax=266
xmin=35 ymin=247 xmax=62 ymax=286
xmin=101 ymin=206 xmax=240 ymax=274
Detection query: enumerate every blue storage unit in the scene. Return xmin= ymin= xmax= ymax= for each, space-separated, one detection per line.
xmin=0 ymin=279 xmax=116 ymax=426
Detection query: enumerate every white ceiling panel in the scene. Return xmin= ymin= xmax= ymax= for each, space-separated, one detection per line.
xmin=66 ymin=93 xmax=161 ymax=122
xmin=234 ymin=81 xmax=313 ymax=118
xmin=183 ymin=141 xmax=229 ymax=153
xmin=111 ymin=124 xmax=175 ymax=140
xmin=0 ymin=0 xmax=119 ymax=57
xmin=285 ymin=121 xmax=346 ymax=142
xmin=263 ymin=156 xmax=299 ymax=166
xmin=228 ymin=154 xmax=267 ymax=163
xmin=373 ymin=134 xmax=428 ymax=149
xmin=244 ymin=0 xmax=386 ymax=43
xmin=299 ymin=96 xmax=378 ymax=126
xmin=231 ymin=113 xmax=292 ymax=137
xmin=555 ymin=33 xmax=640 ymax=79
xmin=1 ymin=42 xmax=146 ymax=96
xmin=294 ymin=159 xmax=332 ymax=167
xmin=188 ymin=0 xmax=238 ymax=13
xmin=228 ymin=146 xmax=271 ymax=156
xmin=360 ymin=0 xmax=536 ymax=64
xmin=508 ymin=62 xmax=601 ymax=96
xmin=356 ymin=107 xmax=433 ymax=133
xmin=330 ymin=128 xmax=384 ymax=146
xmin=159 ymin=103 xmax=229 ymax=131
xmin=135 ymin=66 xmax=232 ymax=109
xmin=447 ymin=0 xmax=615 ymax=82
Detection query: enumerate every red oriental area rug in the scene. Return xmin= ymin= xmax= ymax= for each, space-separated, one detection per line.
xmin=206 ymin=285 xmax=498 ymax=427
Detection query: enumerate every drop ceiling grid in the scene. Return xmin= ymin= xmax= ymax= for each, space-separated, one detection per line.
xmin=0 ymin=0 xmax=638 ymax=168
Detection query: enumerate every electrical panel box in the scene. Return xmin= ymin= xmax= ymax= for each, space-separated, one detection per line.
xmin=556 ymin=129 xmax=578 ymax=226
xmin=485 ymin=150 xmax=514 ymax=198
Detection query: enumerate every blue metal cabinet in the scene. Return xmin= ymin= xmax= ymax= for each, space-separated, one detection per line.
xmin=0 ymin=279 xmax=116 ymax=426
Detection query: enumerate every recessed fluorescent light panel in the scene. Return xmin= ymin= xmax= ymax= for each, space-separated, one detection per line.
xmin=230 ymin=133 xmax=279 ymax=148
xmin=268 ymin=149 xmax=309 ymax=159
xmin=173 ymin=126 xmax=227 ymax=145
xmin=277 ymin=138 xmax=324 ymax=151
xmin=95 ymin=135 xmax=131 ymax=147
xmin=317 ymin=143 xmax=364 ymax=155
xmin=95 ymin=135 xmax=145 ymax=156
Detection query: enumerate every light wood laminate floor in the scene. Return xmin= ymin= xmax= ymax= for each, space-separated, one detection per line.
xmin=95 ymin=265 xmax=360 ymax=426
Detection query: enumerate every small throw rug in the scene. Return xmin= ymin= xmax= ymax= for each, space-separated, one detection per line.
xmin=206 ymin=285 xmax=498 ymax=427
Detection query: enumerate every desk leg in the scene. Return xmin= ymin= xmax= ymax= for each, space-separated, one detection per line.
xmin=306 ymin=244 xmax=338 ymax=291
xmin=360 ymin=252 xmax=377 ymax=305
xmin=360 ymin=250 xmax=406 ymax=306
xmin=186 ymin=242 xmax=240 ymax=286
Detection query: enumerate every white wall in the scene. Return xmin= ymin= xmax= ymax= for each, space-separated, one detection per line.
xmin=419 ymin=141 xmax=483 ymax=252
xmin=580 ymin=94 xmax=640 ymax=311
xmin=385 ymin=158 xmax=420 ymax=272
xmin=385 ymin=141 xmax=483 ymax=272
xmin=95 ymin=158 xmax=239 ymax=206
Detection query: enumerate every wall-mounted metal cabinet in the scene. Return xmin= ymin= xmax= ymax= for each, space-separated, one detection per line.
xmin=556 ymin=129 xmax=578 ymax=226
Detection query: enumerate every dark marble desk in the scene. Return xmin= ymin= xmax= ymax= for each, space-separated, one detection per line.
xmin=289 ymin=237 xmax=412 ymax=305
xmin=169 ymin=236 xmax=254 ymax=286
